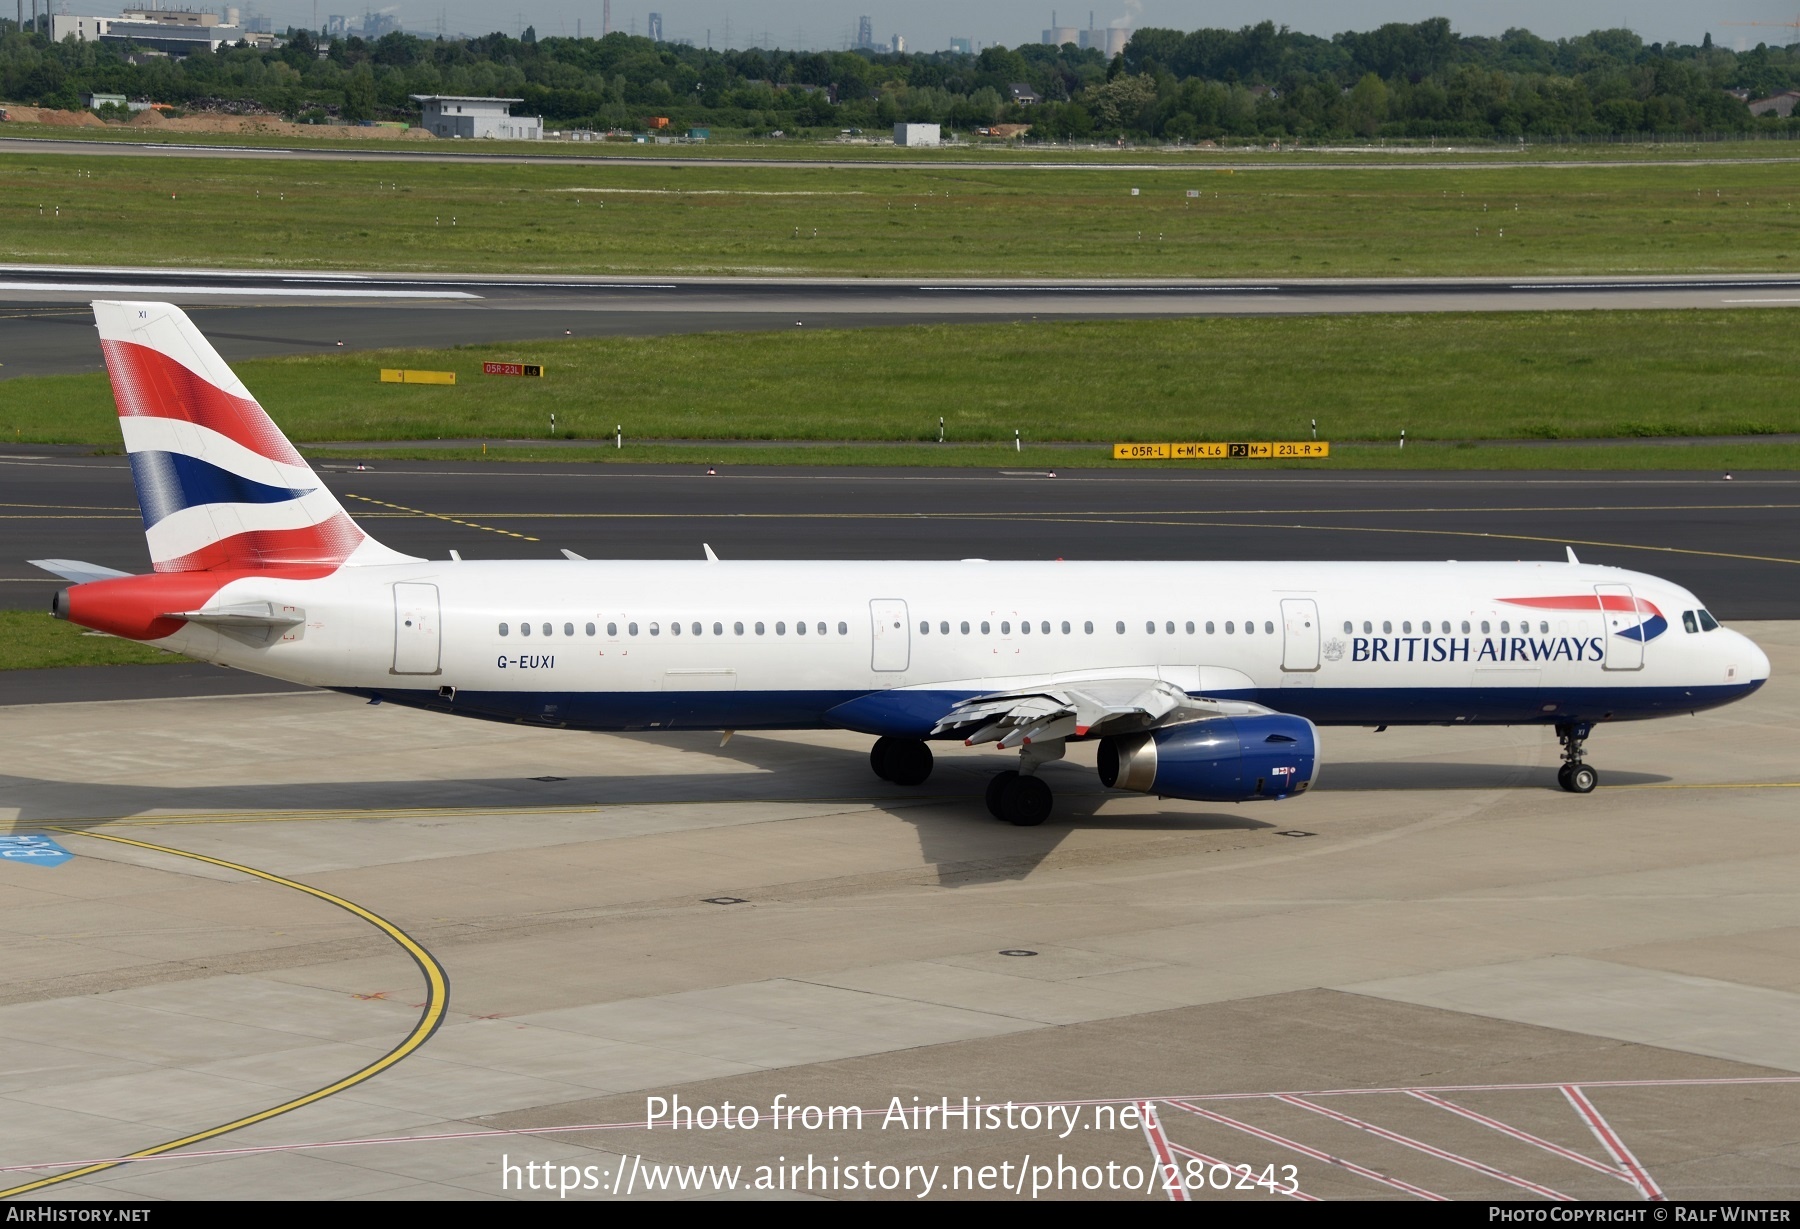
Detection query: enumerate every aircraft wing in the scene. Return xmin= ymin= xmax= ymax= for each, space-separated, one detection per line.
xmin=928 ymin=676 xmax=1271 ymax=748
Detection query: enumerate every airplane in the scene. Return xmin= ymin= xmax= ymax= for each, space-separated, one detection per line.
xmin=32 ymin=301 xmax=1772 ymax=825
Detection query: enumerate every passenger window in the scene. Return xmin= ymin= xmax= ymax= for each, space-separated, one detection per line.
xmin=1244 ymin=620 xmax=1254 ymax=635
xmin=1041 ymin=621 xmax=1051 ymax=634
xmin=671 ymin=622 xmax=682 ymax=636
xmin=607 ymin=622 xmax=618 ymax=637
xmin=1440 ymin=621 xmax=1450 ymax=634
xmin=1403 ymin=621 xmax=1412 ymax=634
xmin=1480 ymin=620 xmax=1490 ymax=634
xmin=542 ymin=623 xmax=551 ymax=637
xmin=941 ymin=621 xmax=950 ymax=634
xmin=713 ymin=622 xmax=723 ymax=636
xmin=961 ymin=621 xmax=971 ymax=634
xmin=1265 ymin=621 xmax=1274 ymax=634
xmin=755 ymin=621 xmax=765 ymax=635
xmin=796 ymin=621 xmax=807 ymax=636
xmin=564 ymin=623 xmax=575 ymax=637
xmin=521 ymin=622 xmax=532 ymax=637
xmin=1020 ymin=621 xmax=1030 ymax=635
xmin=1115 ymin=621 xmax=1125 ymax=634
xmin=499 ymin=623 xmax=510 ymax=637
xmin=585 ymin=623 xmax=595 ymax=637
xmin=1699 ymin=610 xmax=1720 ymax=631
xmin=919 ymin=620 xmax=929 ymax=634
xmin=1500 ymin=621 xmax=1510 ymax=634
xmin=776 ymin=621 xmax=786 ymax=635
xmin=837 ymin=622 xmax=847 ymax=635
xmin=628 ymin=622 xmax=639 ymax=636
xmin=734 ymin=622 xmax=744 ymax=635
xmin=1084 ymin=621 xmax=1094 ymax=634
xmin=1000 ymin=621 xmax=1011 ymax=634
xmin=1205 ymin=621 xmax=1215 ymax=634
xmin=649 ymin=622 xmax=660 ymax=636
xmin=1683 ymin=610 xmax=1699 ymax=634
xmin=1185 ymin=621 xmax=1194 ymax=634
xmin=1343 ymin=621 xmax=1352 ymax=634
xmin=1460 ymin=620 xmax=1470 ymax=634
xmin=1225 ymin=621 xmax=1235 ymax=634
xmin=1061 ymin=621 xmax=1071 ymax=634
xmin=818 ymin=622 xmax=827 ymax=636
xmin=1145 ymin=621 xmax=1155 ymax=634
xmin=1382 ymin=621 xmax=1392 ymax=634
xmin=1166 ymin=621 xmax=1175 ymax=635
xmin=1363 ymin=621 xmax=1372 ymax=634
xmin=689 ymin=622 xmax=700 ymax=636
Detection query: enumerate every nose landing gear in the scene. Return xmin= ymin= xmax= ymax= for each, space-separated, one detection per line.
xmin=1556 ymin=722 xmax=1598 ymax=794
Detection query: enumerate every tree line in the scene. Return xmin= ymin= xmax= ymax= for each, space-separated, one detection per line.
xmin=2 ymin=16 xmax=1797 ymax=139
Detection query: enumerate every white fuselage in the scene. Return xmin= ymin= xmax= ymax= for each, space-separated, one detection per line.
xmin=146 ymin=558 xmax=1769 ymax=736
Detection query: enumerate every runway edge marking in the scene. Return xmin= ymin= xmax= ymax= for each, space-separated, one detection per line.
xmin=0 ymin=826 xmax=450 ymax=1199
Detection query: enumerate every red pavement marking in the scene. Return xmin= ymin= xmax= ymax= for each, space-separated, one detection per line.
xmin=1276 ymin=1094 xmax=1573 ymax=1201
xmin=1137 ymin=1100 xmax=1188 ymax=1203
xmin=1562 ymin=1085 xmax=1665 ymax=1202
xmin=1406 ymin=1089 xmax=1633 ymax=1185
xmin=1165 ymin=1098 xmax=1447 ymax=1201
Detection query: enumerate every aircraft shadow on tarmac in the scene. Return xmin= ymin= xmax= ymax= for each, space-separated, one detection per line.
xmin=0 ymin=741 xmax=1663 ymax=888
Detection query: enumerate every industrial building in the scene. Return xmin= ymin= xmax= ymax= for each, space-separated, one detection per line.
xmin=412 ymin=95 xmax=542 ymax=140
xmin=893 ymin=122 xmax=940 ymax=147
xmin=50 ymin=6 xmax=250 ymax=53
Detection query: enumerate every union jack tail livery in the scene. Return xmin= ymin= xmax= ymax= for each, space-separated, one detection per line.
xmin=95 ymin=300 xmax=415 ymax=573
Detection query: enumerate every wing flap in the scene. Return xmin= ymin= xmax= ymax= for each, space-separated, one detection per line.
xmin=930 ymin=675 xmax=1271 ymax=746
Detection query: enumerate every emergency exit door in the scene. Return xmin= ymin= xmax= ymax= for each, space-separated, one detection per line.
xmin=392 ymin=582 xmax=442 ymax=675
xmin=870 ymin=599 xmax=910 ymax=671
xmin=1280 ymin=598 xmax=1321 ymax=672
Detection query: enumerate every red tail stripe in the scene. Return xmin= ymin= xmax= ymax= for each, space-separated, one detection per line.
xmin=154 ymin=513 xmax=365 ymax=574
xmin=1499 ymin=594 xmax=1662 ymax=617
xmin=100 ymin=338 xmax=305 ymax=468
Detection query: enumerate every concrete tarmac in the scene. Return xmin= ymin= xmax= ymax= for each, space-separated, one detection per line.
xmin=1 ymin=622 xmax=1796 ymax=1199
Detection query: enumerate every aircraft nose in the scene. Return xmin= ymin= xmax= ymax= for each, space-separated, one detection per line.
xmin=1730 ymin=627 xmax=1772 ymax=684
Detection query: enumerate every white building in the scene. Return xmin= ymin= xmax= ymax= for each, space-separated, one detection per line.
xmin=412 ymin=96 xmax=542 ymax=140
xmin=51 ymin=14 xmax=115 ymax=41
xmin=894 ymin=122 xmax=940 ymax=146
xmin=56 ymin=9 xmax=247 ymax=52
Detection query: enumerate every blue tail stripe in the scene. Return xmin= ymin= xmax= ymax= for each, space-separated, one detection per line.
xmin=127 ymin=450 xmax=315 ymax=529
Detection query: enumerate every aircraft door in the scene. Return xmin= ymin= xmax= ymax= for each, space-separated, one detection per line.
xmin=870 ymin=598 xmax=910 ymax=672
xmin=1280 ymin=598 xmax=1321 ymax=672
xmin=1596 ymin=583 xmax=1644 ymax=671
xmin=392 ymin=582 xmax=442 ymax=675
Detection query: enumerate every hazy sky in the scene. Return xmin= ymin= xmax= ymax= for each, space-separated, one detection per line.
xmin=242 ymin=3 xmax=1786 ymax=52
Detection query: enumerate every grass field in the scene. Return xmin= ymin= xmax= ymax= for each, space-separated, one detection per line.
xmin=5 ymin=150 xmax=1800 ymax=277
xmin=0 ymin=609 xmax=178 ymax=670
xmin=5 ymin=311 xmax=1796 ymax=457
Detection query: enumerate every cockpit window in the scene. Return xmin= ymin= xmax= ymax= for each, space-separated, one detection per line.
xmin=1698 ymin=609 xmax=1721 ymax=631
xmin=1682 ymin=610 xmax=1699 ymax=634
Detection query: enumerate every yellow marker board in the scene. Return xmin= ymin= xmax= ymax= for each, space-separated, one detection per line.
xmin=1113 ymin=441 xmax=1330 ymax=460
xmin=379 ymin=369 xmax=457 ymax=385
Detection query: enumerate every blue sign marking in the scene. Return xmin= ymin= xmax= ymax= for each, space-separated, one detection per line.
xmin=0 ymin=835 xmax=73 ymax=868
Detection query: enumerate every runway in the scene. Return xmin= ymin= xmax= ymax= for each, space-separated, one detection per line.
xmin=1 ymin=625 xmax=1797 ymax=1199
xmin=3 ymin=453 xmax=1795 ymax=626
xmin=6 ymin=267 xmax=1800 ymax=378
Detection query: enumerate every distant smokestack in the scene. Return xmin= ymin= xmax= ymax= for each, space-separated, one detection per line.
xmin=602 ymin=0 xmax=609 ymax=35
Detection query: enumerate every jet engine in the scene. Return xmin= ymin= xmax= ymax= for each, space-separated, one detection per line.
xmin=1097 ymin=714 xmax=1319 ymax=803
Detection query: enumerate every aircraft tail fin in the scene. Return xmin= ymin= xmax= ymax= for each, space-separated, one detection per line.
xmin=92 ymin=300 xmax=418 ymax=574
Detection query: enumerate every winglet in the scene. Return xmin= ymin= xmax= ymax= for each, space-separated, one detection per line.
xmin=1566 ymin=546 xmax=1580 ymax=564
xmin=703 ymin=543 xmax=719 ymax=562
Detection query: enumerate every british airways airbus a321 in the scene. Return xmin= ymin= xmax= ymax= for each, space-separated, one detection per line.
xmin=33 ymin=302 xmax=1771 ymax=824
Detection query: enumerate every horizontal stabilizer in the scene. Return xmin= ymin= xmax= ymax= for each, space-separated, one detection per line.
xmin=161 ymin=602 xmax=305 ymax=629
xmin=29 ymin=558 xmax=133 ymax=584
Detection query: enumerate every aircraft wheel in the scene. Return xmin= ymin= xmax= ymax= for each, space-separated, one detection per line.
xmin=1565 ymin=764 xmax=1598 ymax=794
xmin=1001 ymin=775 xmax=1053 ymax=827
xmin=885 ymin=739 xmax=934 ymax=787
xmin=870 ymin=737 xmax=897 ymax=781
xmin=985 ymin=770 xmax=1019 ymax=819
xmin=1556 ymin=764 xmax=1572 ymax=792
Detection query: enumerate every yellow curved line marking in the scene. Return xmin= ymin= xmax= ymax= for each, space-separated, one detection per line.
xmin=0 ymin=827 xmax=449 ymax=1199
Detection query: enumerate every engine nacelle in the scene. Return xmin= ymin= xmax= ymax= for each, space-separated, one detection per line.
xmin=1097 ymin=714 xmax=1320 ymax=803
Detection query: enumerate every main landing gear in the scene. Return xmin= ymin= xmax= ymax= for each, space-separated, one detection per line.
xmin=870 ymin=736 xmax=933 ymax=787
xmin=984 ymin=740 xmax=1065 ymax=827
xmin=1555 ymin=722 xmax=1598 ymax=794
